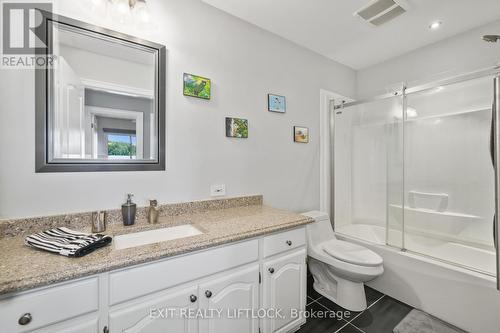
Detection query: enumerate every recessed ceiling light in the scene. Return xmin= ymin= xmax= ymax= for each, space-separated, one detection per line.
xmin=429 ymin=21 xmax=442 ymax=30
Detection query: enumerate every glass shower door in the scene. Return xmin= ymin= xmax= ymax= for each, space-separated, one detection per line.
xmin=403 ymin=76 xmax=496 ymax=275
xmin=333 ymin=96 xmax=404 ymax=248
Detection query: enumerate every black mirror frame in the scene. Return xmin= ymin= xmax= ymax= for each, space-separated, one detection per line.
xmin=35 ymin=11 xmax=166 ymax=172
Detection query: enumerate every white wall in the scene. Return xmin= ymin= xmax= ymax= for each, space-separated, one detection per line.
xmin=357 ymin=19 xmax=500 ymax=98
xmin=0 ymin=0 xmax=356 ymax=218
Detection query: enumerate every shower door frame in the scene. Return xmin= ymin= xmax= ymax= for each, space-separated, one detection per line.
xmin=494 ymin=74 xmax=500 ymax=289
xmin=329 ymin=66 xmax=500 ymax=288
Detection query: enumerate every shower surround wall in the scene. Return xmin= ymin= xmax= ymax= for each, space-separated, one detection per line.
xmin=333 ymin=75 xmax=499 ymax=333
xmin=342 ymin=22 xmax=500 ymax=332
xmin=0 ymin=0 xmax=356 ymax=218
xmin=335 ymin=83 xmax=495 ymax=252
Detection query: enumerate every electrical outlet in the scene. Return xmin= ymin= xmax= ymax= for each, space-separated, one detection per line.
xmin=210 ymin=184 xmax=226 ymax=197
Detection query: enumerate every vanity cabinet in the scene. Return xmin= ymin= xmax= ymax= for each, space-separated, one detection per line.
xmin=109 ymin=285 xmax=199 ymax=333
xmin=0 ymin=277 xmax=100 ymax=333
xmin=262 ymin=249 xmax=307 ymax=333
xmin=34 ymin=314 xmax=99 ymax=333
xmin=109 ymin=265 xmax=260 ymax=333
xmin=0 ymin=227 xmax=306 ymax=333
xmin=198 ymin=265 xmax=260 ymax=333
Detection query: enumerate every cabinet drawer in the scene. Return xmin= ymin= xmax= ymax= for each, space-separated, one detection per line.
xmin=109 ymin=239 xmax=259 ymax=305
xmin=263 ymin=227 xmax=305 ymax=258
xmin=0 ymin=277 xmax=99 ymax=333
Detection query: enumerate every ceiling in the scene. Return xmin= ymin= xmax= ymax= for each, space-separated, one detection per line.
xmin=201 ymin=0 xmax=500 ymax=69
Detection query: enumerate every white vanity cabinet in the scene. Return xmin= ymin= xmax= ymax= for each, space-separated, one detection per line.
xmin=109 ymin=265 xmax=260 ymax=333
xmin=0 ymin=227 xmax=307 ymax=333
xmin=262 ymin=250 xmax=307 ymax=333
xmin=109 ymin=285 xmax=199 ymax=333
xmin=0 ymin=276 xmax=100 ymax=333
xmin=198 ymin=265 xmax=260 ymax=333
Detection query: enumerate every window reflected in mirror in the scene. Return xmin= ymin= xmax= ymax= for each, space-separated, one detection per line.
xmin=48 ymin=22 xmax=157 ymax=163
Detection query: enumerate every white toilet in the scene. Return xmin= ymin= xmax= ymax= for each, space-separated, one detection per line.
xmin=302 ymin=211 xmax=384 ymax=312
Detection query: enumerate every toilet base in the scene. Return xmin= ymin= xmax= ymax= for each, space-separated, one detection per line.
xmin=309 ymin=258 xmax=368 ymax=312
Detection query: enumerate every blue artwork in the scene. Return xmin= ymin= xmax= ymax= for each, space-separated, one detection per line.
xmin=268 ymin=94 xmax=286 ymax=113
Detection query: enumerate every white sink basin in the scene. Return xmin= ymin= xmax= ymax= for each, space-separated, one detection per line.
xmin=113 ymin=224 xmax=203 ymax=250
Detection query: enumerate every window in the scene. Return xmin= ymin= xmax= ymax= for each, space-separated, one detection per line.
xmin=107 ymin=133 xmax=137 ymax=159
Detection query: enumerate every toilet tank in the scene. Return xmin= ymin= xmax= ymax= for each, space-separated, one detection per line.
xmin=301 ymin=211 xmax=335 ymax=247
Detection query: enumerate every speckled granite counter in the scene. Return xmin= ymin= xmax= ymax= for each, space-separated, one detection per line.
xmin=0 ymin=199 xmax=313 ymax=296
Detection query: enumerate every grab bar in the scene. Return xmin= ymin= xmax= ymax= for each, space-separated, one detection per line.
xmin=493 ymin=75 xmax=500 ymax=290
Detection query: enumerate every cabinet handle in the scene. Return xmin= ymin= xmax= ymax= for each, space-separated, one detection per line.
xmin=18 ymin=313 xmax=32 ymax=326
xmin=103 ymin=326 xmax=109 ymax=333
xmin=205 ymin=290 xmax=213 ymax=298
xmin=190 ymin=294 xmax=198 ymax=303
xmin=268 ymin=267 xmax=275 ymax=274
xmin=286 ymin=240 xmax=292 ymax=246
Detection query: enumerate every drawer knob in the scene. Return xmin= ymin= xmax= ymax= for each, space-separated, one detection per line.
xmin=190 ymin=294 xmax=198 ymax=303
xmin=269 ymin=267 xmax=275 ymax=274
xmin=286 ymin=240 xmax=292 ymax=246
xmin=205 ymin=290 xmax=213 ymax=298
xmin=18 ymin=313 xmax=32 ymax=326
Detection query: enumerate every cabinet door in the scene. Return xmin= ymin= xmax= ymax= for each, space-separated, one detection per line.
xmin=198 ymin=265 xmax=259 ymax=333
xmin=109 ymin=285 xmax=198 ymax=333
xmin=34 ymin=314 xmax=99 ymax=333
xmin=262 ymin=249 xmax=306 ymax=333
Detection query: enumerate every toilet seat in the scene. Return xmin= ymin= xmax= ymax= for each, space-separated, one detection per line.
xmin=322 ymin=240 xmax=383 ymax=267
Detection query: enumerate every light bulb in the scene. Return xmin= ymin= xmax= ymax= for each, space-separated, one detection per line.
xmin=116 ymin=0 xmax=130 ymax=14
xmin=134 ymin=0 xmax=150 ymax=23
xmin=90 ymin=0 xmax=106 ymax=13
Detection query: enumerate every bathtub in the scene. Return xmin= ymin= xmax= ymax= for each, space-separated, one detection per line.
xmin=336 ymin=224 xmax=500 ymax=333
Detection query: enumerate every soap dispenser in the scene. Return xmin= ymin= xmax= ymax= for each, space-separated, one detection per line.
xmin=122 ymin=194 xmax=137 ymax=226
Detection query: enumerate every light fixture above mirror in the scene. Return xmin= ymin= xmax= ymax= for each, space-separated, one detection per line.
xmin=90 ymin=0 xmax=150 ymax=23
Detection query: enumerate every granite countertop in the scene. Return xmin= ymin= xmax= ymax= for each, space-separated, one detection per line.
xmin=0 ymin=203 xmax=313 ymax=296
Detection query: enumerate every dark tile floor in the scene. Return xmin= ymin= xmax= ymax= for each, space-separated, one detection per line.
xmin=298 ymin=273 xmax=413 ymax=333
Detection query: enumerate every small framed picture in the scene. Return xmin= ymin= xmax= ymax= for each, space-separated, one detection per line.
xmin=268 ymin=94 xmax=286 ymax=113
xmin=294 ymin=126 xmax=309 ymax=143
xmin=226 ymin=117 xmax=248 ymax=138
xmin=183 ymin=73 xmax=211 ymax=99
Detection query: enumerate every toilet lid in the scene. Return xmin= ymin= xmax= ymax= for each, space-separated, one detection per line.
xmin=322 ymin=240 xmax=383 ymax=267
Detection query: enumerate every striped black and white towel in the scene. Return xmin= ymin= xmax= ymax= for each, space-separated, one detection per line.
xmin=25 ymin=227 xmax=112 ymax=257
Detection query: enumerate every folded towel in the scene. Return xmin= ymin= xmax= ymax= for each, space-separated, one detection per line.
xmin=25 ymin=227 xmax=112 ymax=257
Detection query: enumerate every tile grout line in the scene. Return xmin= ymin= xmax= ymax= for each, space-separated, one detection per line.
xmin=345 ymin=295 xmax=387 ymax=333
xmin=367 ymin=294 xmax=385 ymax=310
xmin=345 ymin=294 xmax=386 ymax=325
xmin=309 ymin=298 xmax=351 ymax=331
xmin=333 ymin=321 xmax=351 ymax=333
xmin=350 ymin=323 xmax=367 ymax=333
xmin=306 ymin=295 xmax=323 ymax=306
xmin=306 ymin=289 xmax=386 ymax=332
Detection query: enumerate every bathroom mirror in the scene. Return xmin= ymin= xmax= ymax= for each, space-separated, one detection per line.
xmin=35 ymin=12 xmax=165 ymax=172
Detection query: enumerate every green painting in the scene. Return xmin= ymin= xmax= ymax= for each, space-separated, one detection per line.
xmin=226 ymin=117 xmax=248 ymax=138
xmin=183 ymin=73 xmax=211 ymax=99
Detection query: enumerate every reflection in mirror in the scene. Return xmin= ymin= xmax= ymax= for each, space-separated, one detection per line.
xmin=48 ymin=22 xmax=157 ymax=162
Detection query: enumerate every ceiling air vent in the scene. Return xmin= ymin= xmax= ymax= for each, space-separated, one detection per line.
xmin=355 ymin=0 xmax=408 ymax=26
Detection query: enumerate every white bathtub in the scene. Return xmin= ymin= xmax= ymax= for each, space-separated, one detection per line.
xmin=336 ymin=224 xmax=500 ymax=333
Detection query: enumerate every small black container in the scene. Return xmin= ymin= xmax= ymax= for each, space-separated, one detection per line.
xmin=122 ymin=194 xmax=137 ymax=226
